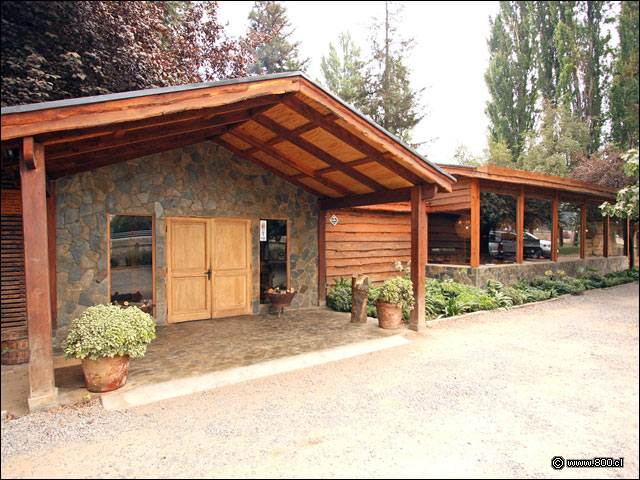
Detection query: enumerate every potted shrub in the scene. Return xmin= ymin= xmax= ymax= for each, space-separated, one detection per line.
xmin=375 ymin=276 xmax=415 ymax=329
xmin=62 ymin=304 xmax=156 ymax=392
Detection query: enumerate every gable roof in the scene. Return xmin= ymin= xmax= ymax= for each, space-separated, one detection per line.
xmin=1 ymin=72 xmax=454 ymax=197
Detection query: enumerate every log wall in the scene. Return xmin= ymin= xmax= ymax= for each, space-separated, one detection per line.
xmin=324 ymin=208 xmax=471 ymax=285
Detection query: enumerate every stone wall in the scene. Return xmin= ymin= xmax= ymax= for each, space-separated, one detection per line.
xmin=425 ymin=256 xmax=629 ymax=288
xmin=55 ymin=142 xmax=318 ymax=331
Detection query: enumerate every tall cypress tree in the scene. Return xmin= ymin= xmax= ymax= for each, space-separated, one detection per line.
xmin=610 ymin=0 xmax=639 ymax=149
xmin=485 ymin=1 xmax=537 ymax=161
xmin=246 ymin=1 xmax=309 ymax=75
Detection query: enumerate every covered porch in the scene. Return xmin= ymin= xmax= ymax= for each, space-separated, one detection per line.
xmin=1 ymin=72 xmax=453 ymax=411
xmin=320 ymin=164 xmax=632 ymax=288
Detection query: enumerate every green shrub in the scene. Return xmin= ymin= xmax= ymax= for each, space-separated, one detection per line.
xmin=327 ymin=283 xmax=351 ymax=312
xmin=503 ymin=286 xmax=525 ymax=305
xmin=62 ymin=304 xmax=156 ymax=360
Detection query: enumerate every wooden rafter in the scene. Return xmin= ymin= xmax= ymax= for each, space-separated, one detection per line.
xmin=212 ymin=137 xmax=323 ymax=197
xmin=252 ymin=112 xmax=387 ymax=192
xmin=50 ymin=124 xmax=238 ymax=178
xmin=224 ymin=129 xmax=354 ymax=196
xmin=45 ymin=109 xmax=263 ymax=162
xmin=283 ymin=96 xmax=423 ymax=185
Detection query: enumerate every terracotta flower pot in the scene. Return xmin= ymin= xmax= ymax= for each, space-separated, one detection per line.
xmin=375 ymin=300 xmax=403 ymax=329
xmin=81 ymin=355 xmax=130 ymax=392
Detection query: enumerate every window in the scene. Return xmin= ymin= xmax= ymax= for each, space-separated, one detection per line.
xmin=109 ymin=214 xmax=154 ymax=313
xmin=259 ymin=219 xmax=288 ymax=303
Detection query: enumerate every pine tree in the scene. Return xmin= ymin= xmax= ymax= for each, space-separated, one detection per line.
xmin=361 ymin=1 xmax=424 ymax=145
xmin=319 ymin=32 xmax=366 ymax=109
xmin=610 ymin=0 xmax=639 ymax=149
xmin=247 ymin=1 xmax=309 ymax=75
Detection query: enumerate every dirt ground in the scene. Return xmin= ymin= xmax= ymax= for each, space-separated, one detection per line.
xmin=1 ymin=283 xmax=638 ymax=479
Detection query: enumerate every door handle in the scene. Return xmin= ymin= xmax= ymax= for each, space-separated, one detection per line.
xmin=205 ymin=268 xmax=211 ymax=280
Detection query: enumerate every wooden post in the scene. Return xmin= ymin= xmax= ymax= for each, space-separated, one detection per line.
xmin=603 ymin=215 xmax=609 ymax=258
xmin=410 ymin=185 xmax=427 ymax=332
xmin=47 ymin=180 xmax=57 ymax=329
xmin=551 ymin=191 xmax=559 ymax=262
xmin=470 ymin=178 xmax=480 ymax=267
xmin=19 ymin=138 xmax=58 ymax=411
xmin=580 ymin=201 xmax=587 ymax=259
xmin=351 ymin=276 xmax=369 ymax=323
xmin=318 ymin=201 xmax=326 ymax=306
xmin=516 ymin=186 xmax=524 ymax=264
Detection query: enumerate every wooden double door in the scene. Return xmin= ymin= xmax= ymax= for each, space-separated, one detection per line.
xmin=166 ymin=217 xmax=252 ymax=323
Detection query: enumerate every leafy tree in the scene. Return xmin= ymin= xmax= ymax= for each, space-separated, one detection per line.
xmin=519 ymin=101 xmax=590 ymax=176
xmin=319 ymin=32 xmax=366 ymax=108
xmin=600 ymin=149 xmax=639 ymax=220
xmin=453 ymin=145 xmax=483 ymax=167
xmin=1 ymin=1 xmax=260 ymax=106
xmin=360 ymin=1 xmax=424 ymax=144
xmin=485 ymin=1 xmax=537 ymax=161
xmin=610 ymin=1 xmax=639 ymax=149
xmin=246 ymin=1 xmax=309 ymax=74
xmin=570 ymin=146 xmax=636 ymax=188
xmin=485 ymin=1 xmax=614 ymax=160
xmin=485 ymin=138 xmax=517 ymax=168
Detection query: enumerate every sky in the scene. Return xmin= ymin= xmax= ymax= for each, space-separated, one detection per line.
xmin=218 ymin=1 xmax=500 ymax=164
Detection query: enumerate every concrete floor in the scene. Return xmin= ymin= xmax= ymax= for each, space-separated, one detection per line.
xmin=2 ymin=308 xmax=398 ymax=416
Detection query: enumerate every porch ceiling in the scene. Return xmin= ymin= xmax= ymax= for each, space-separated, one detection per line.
xmin=1 ymin=72 xmax=454 ymax=198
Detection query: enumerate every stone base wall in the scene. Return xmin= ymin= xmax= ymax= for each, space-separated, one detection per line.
xmin=55 ymin=142 xmax=318 ymax=331
xmin=425 ymin=256 xmax=629 ymax=288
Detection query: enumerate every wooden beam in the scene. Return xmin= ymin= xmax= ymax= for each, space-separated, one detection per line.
xmin=212 ymin=137 xmax=323 ymax=197
xmin=2 ymin=77 xmax=302 ymax=141
xmin=297 ymin=84 xmax=454 ymax=192
xmin=226 ymin=130 xmax=354 ymax=196
xmin=22 ymin=137 xmax=36 ymax=169
xmin=283 ymin=96 xmax=424 ymax=185
xmin=580 ymin=201 xmax=587 ymax=259
xmin=321 ymin=184 xmax=436 ymax=210
xmin=45 ymin=109 xmax=258 ymax=161
xmin=37 ymin=94 xmax=288 ymax=148
xmin=252 ymin=113 xmax=388 ymax=192
xmin=516 ymin=186 xmax=524 ymax=264
xmin=551 ymin=191 xmax=559 ymax=262
xmin=46 ymin=180 xmax=57 ymax=329
xmin=318 ymin=202 xmax=327 ymax=306
xmin=603 ymin=214 xmax=610 ymax=258
xmin=49 ymin=124 xmax=238 ymax=178
xmin=410 ymin=185 xmax=427 ymax=332
xmin=470 ymin=178 xmax=480 ymax=267
xmin=19 ymin=140 xmax=57 ymax=411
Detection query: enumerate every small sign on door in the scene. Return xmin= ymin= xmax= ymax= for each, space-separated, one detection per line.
xmin=260 ymin=220 xmax=267 ymax=241
xmin=329 ymin=215 xmax=339 ymax=226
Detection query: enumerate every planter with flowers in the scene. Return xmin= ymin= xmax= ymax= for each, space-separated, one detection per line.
xmin=375 ymin=276 xmax=415 ymax=329
xmin=62 ymin=304 xmax=156 ymax=392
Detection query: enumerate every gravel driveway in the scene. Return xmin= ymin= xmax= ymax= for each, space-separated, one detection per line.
xmin=2 ymin=283 xmax=638 ymax=478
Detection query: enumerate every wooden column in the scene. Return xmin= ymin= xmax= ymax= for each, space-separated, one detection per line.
xmin=603 ymin=215 xmax=610 ymax=258
xmin=470 ymin=178 xmax=480 ymax=267
xmin=409 ymin=185 xmax=427 ymax=332
xmin=47 ymin=180 xmax=57 ymax=329
xmin=19 ymin=137 xmax=58 ymax=411
xmin=516 ymin=186 xmax=524 ymax=264
xmin=551 ymin=191 xmax=559 ymax=262
xmin=580 ymin=201 xmax=587 ymax=259
xmin=317 ymin=201 xmax=326 ymax=306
